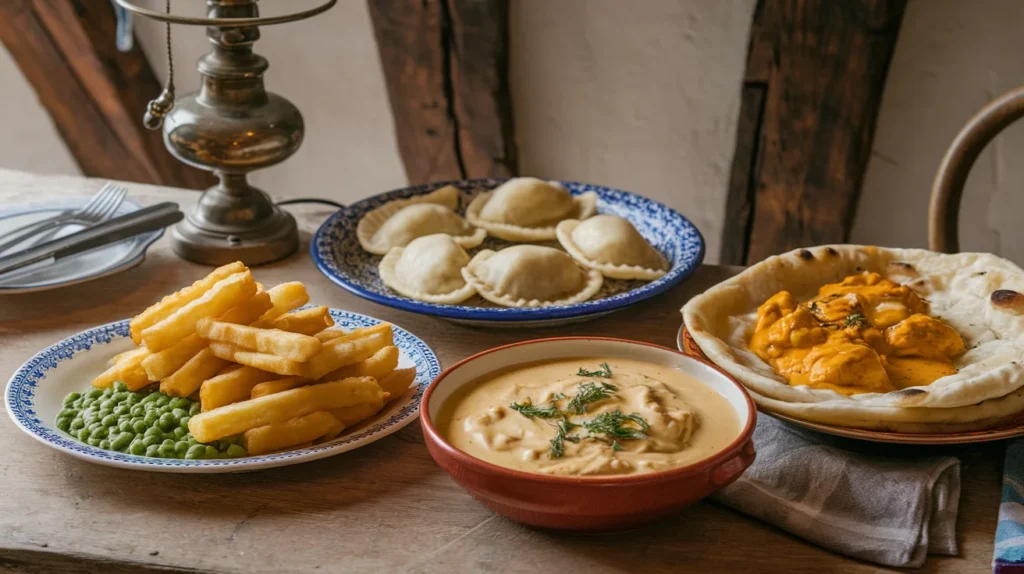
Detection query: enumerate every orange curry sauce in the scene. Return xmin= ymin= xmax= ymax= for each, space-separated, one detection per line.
xmin=748 ymin=272 xmax=965 ymax=395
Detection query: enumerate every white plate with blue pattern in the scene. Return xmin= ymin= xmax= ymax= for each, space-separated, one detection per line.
xmin=4 ymin=309 xmax=441 ymax=473
xmin=312 ymin=179 xmax=705 ymax=327
xmin=0 ymin=198 xmax=164 ymax=294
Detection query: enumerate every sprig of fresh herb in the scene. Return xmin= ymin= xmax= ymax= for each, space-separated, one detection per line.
xmin=509 ymin=400 xmax=561 ymax=419
xmin=549 ymin=417 xmax=580 ymax=459
xmin=582 ymin=410 xmax=649 ymax=441
xmin=808 ymin=302 xmax=819 ymax=313
xmin=845 ymin=313 xmax=867 ymax=328
xmin=576 ymin=363 xmax=613 ymax=378
xmin=565 ymin=381 xmax=617 ymax=415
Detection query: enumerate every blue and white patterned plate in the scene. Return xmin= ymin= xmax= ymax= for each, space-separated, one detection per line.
xmin=0 ymin=198 xmax=164 ymax=294
xmin=4 ymin=309 xmax=441 ymax=473
xmin=312 ymin=179 xmax=705 ymax=327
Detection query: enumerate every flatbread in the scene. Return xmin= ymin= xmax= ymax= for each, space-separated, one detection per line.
xmin=682 ymin=245 xmax=1024 ymax=431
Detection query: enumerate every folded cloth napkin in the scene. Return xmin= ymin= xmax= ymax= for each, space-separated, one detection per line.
xmin=711 ymin=413 xmax=961 ymax=568
xmin=995 ymin=438 xmax=1024 ymax=573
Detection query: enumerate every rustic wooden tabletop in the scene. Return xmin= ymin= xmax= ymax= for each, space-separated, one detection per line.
xmin=0 ymin=170 xmax=1004 ymax=573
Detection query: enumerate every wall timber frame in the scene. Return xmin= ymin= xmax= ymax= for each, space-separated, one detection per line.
xmin=0 ymin=0 xmax=212 ymax=189
xmin=367 ymin=0 xmax=517 ymax=184
xmin=722 ymin=0 xmax=906 ymax=264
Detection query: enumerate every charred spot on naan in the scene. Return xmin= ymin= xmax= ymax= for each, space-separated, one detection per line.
xmin=991 ymin=289 xmax=1024 ymax=313
xmin=798 ymin=249 xmax=814 ymax=261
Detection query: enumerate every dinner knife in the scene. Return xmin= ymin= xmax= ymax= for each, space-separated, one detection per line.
xmin=0 ymin=202 xmax=183 ymax=276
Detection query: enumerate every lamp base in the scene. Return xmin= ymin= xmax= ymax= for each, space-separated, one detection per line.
xmin=170 ymin=207 xmax=298 ymax=266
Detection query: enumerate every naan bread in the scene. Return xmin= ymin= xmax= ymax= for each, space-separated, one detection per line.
xmin=465 ymin=178 xmax=597 ymax=242
xmin=461 ymin=245 xmax=603 ymax=308
xmin=556 ymin=215 xmax=668 ymax=280
xmin=378 ymin=234 xmax=476 ymax=304
xmin=357 ymin=186 xmax=486 ymax=255
xmin=682 ymin=245 xmax=1024 ymax=431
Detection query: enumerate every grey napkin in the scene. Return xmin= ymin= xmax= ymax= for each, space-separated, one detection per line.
xmin=711 ymin=413 xmax=961 ymax=568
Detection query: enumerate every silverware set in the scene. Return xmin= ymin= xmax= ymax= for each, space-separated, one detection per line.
xmin=0 ymin=183 xmax=183 ymax=277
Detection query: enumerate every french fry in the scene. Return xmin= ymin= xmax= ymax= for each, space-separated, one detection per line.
xmin=378 ymin=367 xmax=416 ymax=402
xmin=159 ymin=348 xmax=230 ymax=397
xmin=188 ymin=377 xmax=384 ymax=442
xmin=303 ymin=331 xmax=390 ymax=380
xmin=108 ymin=349 xmax=137 ymax=367
xmin=244 ymin=412 xmax=340 ymax=455
xmin=140 ymin=271 xmax=257 ymax=352
xmin=314 ymin=322 xmax=393 ymax=344
xmin=315 ymin=329 xmax=345 ymax=342
xmin=208 ymin=342 xmax=305 ymax=376
xmin=197 ymin=319 xmax=322 ymax=362
xmin=317 ymin=415 xmax=347 ymax=443
xmin=142 ymin=291 xmax=273 ymax=381
xmin=128 ymin=262 xmax=246 ymax=343
xmin=254 ymin=282 xmax=309 ymax=325
xmin=200 ymin=366 xmax=278 ymax=411
xmin=329 ymin=400 xmax=384 ymax=428
xmin=319 ymin=346 xmax=399 ymax=382
xmin=92 ymin=348 xmax=150 ymax=389
xmin=270 ymin=306 xmax=334 ymax=336
xmin=250 ymin=377 xmax=306 ymax=399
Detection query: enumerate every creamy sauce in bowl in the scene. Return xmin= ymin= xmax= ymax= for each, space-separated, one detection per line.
xmin=438 ymin=357 xmax=741 ymax=477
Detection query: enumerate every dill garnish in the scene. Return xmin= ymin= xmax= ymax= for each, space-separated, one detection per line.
xmin=808 ymin=302 xmax=819 ymax=313
xmin=509 ymin=400 xmax=561 ymax=419
xmin=845 ymin=313 xmax=867 ymax=328
xmin=565 ymin=381 xmax=617 ymax=414
xmin=576 ymin=363 xmax=613 ymax=378
xmin=549 ymin=418 xmax=580 ymax=459
xmin=582 ymin=410 xmax=649 ymax=441
xmin=612 ymin=441 xmax=623 ymax=452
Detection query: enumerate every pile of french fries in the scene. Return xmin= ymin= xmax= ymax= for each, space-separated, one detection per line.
xmin=91 ymin=262 xmax=416 ymax=455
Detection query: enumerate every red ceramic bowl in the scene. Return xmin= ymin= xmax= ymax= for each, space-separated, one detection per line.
xmin=420 ymin=337 xmax=757 ymax=532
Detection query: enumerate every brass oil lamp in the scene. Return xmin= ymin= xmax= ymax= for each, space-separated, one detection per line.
xmin=113 ymin=0 xmax=337 ymax=265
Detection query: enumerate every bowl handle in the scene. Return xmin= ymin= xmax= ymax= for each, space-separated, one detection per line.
xmin=709 ymin=440 xmax=756 ymax=488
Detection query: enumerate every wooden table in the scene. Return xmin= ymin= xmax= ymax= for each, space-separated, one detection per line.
xmin=0 ymin=170 xmax=1005 ymax=573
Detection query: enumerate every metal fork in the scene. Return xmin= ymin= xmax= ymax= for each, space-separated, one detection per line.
xmin=0 ymin=183 xmax=128 ymax=254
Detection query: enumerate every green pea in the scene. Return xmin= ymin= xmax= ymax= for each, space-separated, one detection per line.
xmin=87 ymin=389 xmax=103 ymax=399
xmin=155 ymin=394 xmax=171 ymax=406
xmin=87 ymin=422 xmax=103 ymax=433
xmin=172 ymin=427 xmax=187 ymax=440
xmin=91 ymin=426 xmax=108 ymax=440
xmin=143 ymin=411 xmax=159 ymax=426
xmin=87 ymin=437 xmax=101 ymax=447
xmin=175 ymin=441 xmax=190 ymax=456
xmin=56 ymin=417 xmax=71 ymax=432
xmin=124 ymin=394 xmax=139 ymax=406
xmin=132 ymin=420 xmax=148 ymax=434
xmin=113 ymin=391 xmax=129 ymax=402
xmin=70 ymin=418 xmax=85 ymax=431
xmin=99 ymin=399 xmax=115 ymax=410
xmin=81 ymin=408 xmax=96 ymax=421
xmin=204 ymin=446 xmax=219 ymax=459
xmin=225 ymin=444 xmax=247 ymax=458
xmin=63 ymin=392 xmax=81 ymax=407
xmin=169 ymin=397 xmax=188 ymax=409
xmin=111 ymin=432 xmax=134 ymax=451
xmin=143 ymin=426 xmax=163 ymax=438
xmin=100 ymin=414 xmax=117 ymax=427
xmin=142 ymin=435 xmax=161 ymax=448
xmin=141 ymin=393 xmax=160 ymax=404
xmin=101 ymin=386 xmax=114 ymax=396
xmin=112 ymin=381 xmax=128 ymax=393
xmin=179 ymin=415 xmax=191 ymax=429
xmin=171 ymin=407 xmax=188 ymax=420
xmin=116 ymin=420 xmax=131 ymax=433
xmin=187 ymin=438 xmax=200 ymax=448
xmin=72 ymin=399 xmax=84 ymax=409
xmin=145 ymin=444 xmax=160 ymax=458
xmin=129 ymin=440 xmax=146 ymax=455
xmin=158 ymin=413 xmax=176 ymax=431
xmin=76 ymin=428 xmax=90 ymax=441
xmin=99 ymin=439 xmax=111 ymax=450
xmin=157 ymin=443 xmax=177 ymax=458
xmin=129 ymin=405 xmax=145 ymax=416
xmin=57 ymin=408 xmax=75 ymax=419
xmin=185 ymin=444 xmax=206 ymax=459
xmin=189 ymin=403 xmax=201 ymax=416
xmin=112 ymin=405 xmax=128 ymax=417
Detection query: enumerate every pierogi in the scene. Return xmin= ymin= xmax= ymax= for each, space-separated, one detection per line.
xmin=557 ymin=215 xmax=668 ymax=280
xmin=378 ymin=234 xmax=477 ymax=304
xmin=466 ymin=177 xmax=597 ymax=242
xmin=461 ymin=245 xmax=603 ymax=308
xmin=357 ymin=186 xmax=486 ymax=255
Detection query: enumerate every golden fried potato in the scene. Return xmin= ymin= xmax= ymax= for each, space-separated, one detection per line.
xmin=254 ymin=282 xmax=309 ymax=325
xmin=92 ymin=348 xmax=150 ymax=389
xmin=317 ymin=415 xmax=348 ymax=443
xmin=189 ymin=377 xmax=384 ymax=442
xmin=129 ymin=262 xmax=246 ymax=344
xmin=378 ymin=367 xmax=417 ymax=402
xmin=208 ymin=342 xmax=305 ymax=376
xmin=245 ymin=411 xmax=341 ymax=455
xmin=329 ymin=400 xmax=384 ymax=428
xmin=250 ymin=377 xmax=307 ymax=399
xmin=271 ymin=306 xmax=334 ymax=336
xmin=108 ymin=349 xmax=137 ymax=367
xmin=319 ymin=346 xmax=399 ymax=382
xmin=142 ymin=291 xmax=273 ymax=381
xmin=314 ymin=323 xmax=393 ymax=344
xmin=200 ymin=366 xmax=278 ymax=412
xmin=315 ymin=329 xmax=345 ymax=342
xmin=140 ymin=271 xmax=257 ymax=352
xmin=197 ymin=319 xmax=322 ymax=362
xmin=303 ymin=330 xmax=390 ymax=380
xmin=159 ymin=348 xmax=230 ymax=397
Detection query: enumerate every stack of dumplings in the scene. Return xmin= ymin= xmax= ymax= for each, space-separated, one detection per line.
xmin=357 ymin=177 xmax=669 ymax=308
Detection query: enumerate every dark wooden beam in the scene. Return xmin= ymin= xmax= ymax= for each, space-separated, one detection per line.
xmin=0 ymin=0 xmax=213 ymax=189
xmin=368 ymin=0 xmax=517 ymax=184
xmin=721 ymin=0 xmax=906 ymax=264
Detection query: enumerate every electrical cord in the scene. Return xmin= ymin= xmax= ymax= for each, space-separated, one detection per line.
xmin=276 ymin=198 xmax=345 ymax=210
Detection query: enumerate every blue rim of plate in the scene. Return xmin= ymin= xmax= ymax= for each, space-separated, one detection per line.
xmin=0 ymin=198 xmax=165 ymax=293
xmin=4 ymin=309 xmax=441 ymax=469
xmin=311 ymin=178 xmax=706 ymax=322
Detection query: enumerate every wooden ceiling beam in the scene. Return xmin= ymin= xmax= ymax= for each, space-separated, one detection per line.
xmin=0 ymin=0 xmax=213 ymax=189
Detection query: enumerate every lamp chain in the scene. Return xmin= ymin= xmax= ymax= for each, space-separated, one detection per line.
xmin=143 ymin=0 xmax=175 ymax=130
